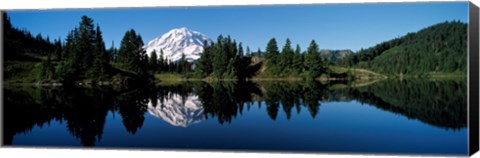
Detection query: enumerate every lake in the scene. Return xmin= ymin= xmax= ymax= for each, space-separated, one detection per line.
xmin=3 ymin=80 xmax=468 ymax=155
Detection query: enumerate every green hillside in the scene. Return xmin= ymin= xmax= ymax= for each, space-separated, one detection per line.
xmin=3 ymin=13 xmax=153 ymax=86
xmin=339 ymin=21 xmax=467 ymax=77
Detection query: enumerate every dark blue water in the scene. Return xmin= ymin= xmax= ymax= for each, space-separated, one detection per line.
xmin=3 ymin=80 xmax=468 ymax=155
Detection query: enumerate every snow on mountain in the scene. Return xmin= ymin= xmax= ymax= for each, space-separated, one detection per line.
xmin=143 ymin=27 xmax=212 ymax=62
xmin=147 ymin=93 xmax=205 ymax=127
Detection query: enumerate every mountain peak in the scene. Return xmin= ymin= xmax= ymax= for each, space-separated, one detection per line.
xmin=176 ymin=27 xmax=190 ymax=31
xmin=144 ymin=27 xmax=212 ymax=62
xmin=168 ymin=27 xmax=193 ymax=37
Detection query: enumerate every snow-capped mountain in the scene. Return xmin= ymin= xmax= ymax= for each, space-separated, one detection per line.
xmin=143 ymin=27 xmax=212 ymax=62
xmin=147 ymin=93 xmax=205 ymax=127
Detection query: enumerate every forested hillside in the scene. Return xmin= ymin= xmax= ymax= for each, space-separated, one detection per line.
xmin=4 ymin=13 xmax=154 ymax=85
xmin=3 ymin=12 xmax=60 ymax=82
xmin=338 ymin=21 xmax=467 ymax=76
xmin=3 ymin=13 xmax=58 ymax=61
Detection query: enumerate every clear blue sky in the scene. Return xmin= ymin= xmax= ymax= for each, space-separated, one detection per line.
xmin=8 ymin=2 xmax=468 ymax=52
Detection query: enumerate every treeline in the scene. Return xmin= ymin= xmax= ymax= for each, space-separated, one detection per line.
xmin=195 ymin=35 xmax=248 ymax=79
xmin=338 ymin=21 xmax=467 ymax=75
xmin=147 ymin=50 xmax=194 ymax=74
xmin=54 ymin=16 xmax=155 ymax=82
xmin=251 ymin=38 xmax=331 ymax=78
xmin=264 ymin=38 xmax=327 ymax=78
xmin=3 ymin=12 xmax=59 ymax=60
xmin=4 ymin=14 xmax=156 ymax=84
xmin=194 ymin=36 xmax=333 ymax=79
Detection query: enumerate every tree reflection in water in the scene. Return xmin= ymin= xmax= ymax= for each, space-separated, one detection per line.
xmin=3 ymin=79 xmax=467 ymax=146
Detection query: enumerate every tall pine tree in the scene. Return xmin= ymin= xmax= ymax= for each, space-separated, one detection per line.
xmin=279 ymin=38 xmax=294 ymax=74
xmin=148 ymin=50 xmax=158 ymax=72
xmin=58 ymin=15 xmax=109 ymax=81
xmin=292 ymin=44 xmax=303 ymax=74
xmin=212 ymin=35 xmax=228 ymax=77
xmin=305 ymin=40 xmax=324 ymax=78
xmin=118 ymin=29 xmax=148 ymax=75
xmin=196 ymin=40 xmax=214 ymax=77
xmin=265 ymin=38 xmax=280 ymax=75
xmin=92 ymin=25 xmax=109 ymax=78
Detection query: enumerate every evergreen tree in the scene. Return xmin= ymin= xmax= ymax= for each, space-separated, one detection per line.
xmin=196 ymin=41 xmax=214 ymax=77
xmin=58 ymin=29 xmax=79 ymax=81
xmin=107 ymin=41 xmax=118 ymax=62
xmin=137 ymin=34 xmax=149 ymax=75
xmin=58 ymin=16 xmax=104 ymax=81
xmin=212 ymin=35 xmax=228 ymax=77
xmin=3 ymin=12 xmax=12 ymax=32
xmin=224 ymin=37 xmax=238 ymax=78
xmin=179 ymin=53 xmax=191 ymax=73
xmin=92 ymin=25 xmax=109 ymax=78
xmin=197 ymin=35 xmax=247 ymax=79
xmin=229 ymin=42 xmax=247 ymax=79
xmin=257 ymin=48 xmax=262 ymax=57
xmin=265 ymin=38 xmax=280 ymax=75
xmin=279 ymin=38 xmax=294 ymax=73
xmin=305 ymin=40 xmax=324 ymax=78
xmin=148 ymin=50 xmax=158 ymax=72
xmin=176 ymin=54 xmax=183 ymax=73
xmin=3 ymin=12 xmax=13 ymax=57
xmin=292 ymin=44 xmax=303 ymax=74
xmin=54 ymin=38 xmax=63 ymax=61
xmin=77 ymin=16 xmax=96 ymax=71
xmin=39 ymin=54 xmax=55 ymax=80
xmin=118 ymin=29 xmax=148 ymax=75
xmin=238 ymin=42 xmax=244 ymax=57
xmin=158 ymin=50 xmax=165 ymax=72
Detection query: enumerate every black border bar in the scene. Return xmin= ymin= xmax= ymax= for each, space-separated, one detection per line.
xmin=469 ymin=2 xmax=479 ymax=156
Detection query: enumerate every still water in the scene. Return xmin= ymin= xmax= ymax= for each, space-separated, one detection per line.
xmin=3 ymin=80 xmax=467 ymax=155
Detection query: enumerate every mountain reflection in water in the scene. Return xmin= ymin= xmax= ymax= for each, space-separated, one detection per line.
xmin=3 ymin=80 xmax=467 ymax=154
xmin=147 ymin=94 xmax=204 ymax=127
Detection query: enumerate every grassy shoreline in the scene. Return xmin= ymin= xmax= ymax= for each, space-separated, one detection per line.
xmin=152 ymin=72 xmax=464 ymax=82
xmin=4 ymin=72 xmax=466 ymax=85
xmin=4 ymin=63 xmax=466 ymax=86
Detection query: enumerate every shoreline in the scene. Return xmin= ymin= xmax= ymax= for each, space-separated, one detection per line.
xmin=4 ymin=73 xmax=466 ymax=87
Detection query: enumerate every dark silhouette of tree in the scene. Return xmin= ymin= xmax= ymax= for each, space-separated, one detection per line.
xmin=265 ymin=38 xmax=280 ymax=75
xmin=117 ymin=90 xmax=149 ymax=134
xmin=305 ymin=40 xmax=325 ymax=78
xmin=92 ymin=25 xmax=109 ymax=78
xmin=148 ymin=50 xmax=158 ymax=72
xmin=292 ymin=44 xmax=303 ymax=74
xmin=55 ymin=16 xmax=109 ymax=82
xmin=195 ymin=40 xmax=214 ymax=77
xmin=279 ymin=38 xmax=294 ymax=74
xmin=117 ymin=29 xmax=150 ymax=77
